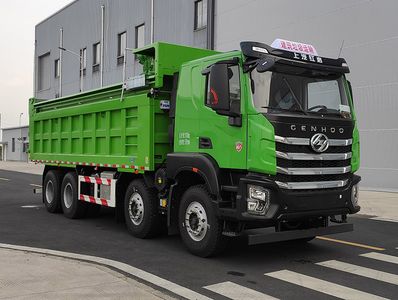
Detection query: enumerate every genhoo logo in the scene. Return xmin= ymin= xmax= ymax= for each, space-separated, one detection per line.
xmin=310 ymin=133 xmax=329 ymax=153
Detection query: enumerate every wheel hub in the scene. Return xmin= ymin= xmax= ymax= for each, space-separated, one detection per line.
xmin=129 ymin=192 xmax=144 ymax=226
xmin=45 ymin=180 xmax=54 ymax=204
xmin=185 ymin=201 xmax=208 ymax=242
xmin=63 ymin=183 xmax=73 ymax=209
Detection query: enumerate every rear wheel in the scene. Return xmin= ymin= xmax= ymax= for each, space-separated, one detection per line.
xmin=124 ymin=179 xmax=161 ymax=238
xmin=61 ymin=172 xmax=87 ymax=219
xmin=178 ymin=185 xmax=227 ymax=257
xmin=43 ymin=170 xmax=63 ymax=213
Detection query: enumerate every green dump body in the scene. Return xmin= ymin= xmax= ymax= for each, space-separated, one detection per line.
xmin=29 ymin=42 xmax=217 ymax=172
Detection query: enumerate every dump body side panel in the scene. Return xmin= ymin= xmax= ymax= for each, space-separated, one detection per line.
xmin=29 ymin=85 xmax=170 ymax=172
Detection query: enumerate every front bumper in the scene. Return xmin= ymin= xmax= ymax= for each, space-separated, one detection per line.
xmin=247 ymin=223 xmax=353 ymax=245
xmin=218 ymin=173 xmax=361 ymax=223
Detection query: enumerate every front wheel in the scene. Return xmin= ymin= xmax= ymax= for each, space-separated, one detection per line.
xmin=178 ymin=185 xmax=227 ymax=257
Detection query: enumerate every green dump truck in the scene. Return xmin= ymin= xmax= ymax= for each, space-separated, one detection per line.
xmin=30 ymin=40 xmax=360 ymax=257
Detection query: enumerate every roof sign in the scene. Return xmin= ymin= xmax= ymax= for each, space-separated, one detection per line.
xmin=271 ymin=38 xmax=318 ymax=56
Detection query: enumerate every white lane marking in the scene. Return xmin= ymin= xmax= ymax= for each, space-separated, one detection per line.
xmin=29 ymin=184 xmax=42 ymax=188
xmin=0 ymin=177 xmax=10 ymax=181
xmin=265 ymin=270 xmax=388 ymax=300
xmin=361 ymin=252 xmax=398 ymax=265
xmin=204 ymin=281 xmax=279 ymax=300
xmin=0 ymin=243 xmax=211 ymax=300
xmin=370 ymin=217 xmax=398 ymax=223
xmin=317 ymin=260 xmax=398 ymax=285
xmin=21 ymin=205 xmax=41 ymax=208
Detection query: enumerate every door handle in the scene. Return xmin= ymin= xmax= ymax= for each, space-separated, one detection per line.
xmin=199 ymin=137 xmax=213 ymax=149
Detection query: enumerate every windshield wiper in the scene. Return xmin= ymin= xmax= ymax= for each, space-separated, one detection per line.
xmin=307 ymin=108 xmax=347 ymax=117
xmin=282 ymin=78 xmax=307 ymax=115
xmin=261 ymin=106 xmax=307 ymax=115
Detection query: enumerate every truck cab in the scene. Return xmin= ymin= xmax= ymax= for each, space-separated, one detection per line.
xmin=166 ymin=39 xmax=360 ymax=256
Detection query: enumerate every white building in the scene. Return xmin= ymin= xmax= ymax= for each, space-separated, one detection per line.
xmin=0 ymin=126 xmax=29 ymax=161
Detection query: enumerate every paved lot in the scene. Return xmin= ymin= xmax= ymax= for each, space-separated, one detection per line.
xmin=0 ymin=168 xmax=397 ymax=299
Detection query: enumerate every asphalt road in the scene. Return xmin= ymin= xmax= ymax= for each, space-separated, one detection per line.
xmin=0 ymin=169 xmax=397 ymax=299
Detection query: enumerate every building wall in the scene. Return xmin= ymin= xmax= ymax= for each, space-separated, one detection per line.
xmin=1 ymin=127 xmax=29 ymax=162
xmin=215 ymin=0 xmax=398 ymax=191
xmin=34 ymin=0 xmax=398 ymax=191
xmin=35 ymin=0 xmax=207 ymax=100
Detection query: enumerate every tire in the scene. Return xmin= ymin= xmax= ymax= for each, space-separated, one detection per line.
xmin=178 ymin=185 xmax=227 ymax=257
xmin=61 ymin=172 xmax=87 ymax=219
xmin=43 ymin=170 xmax=63 ymax=213
xmin=124 ymin=179 xmax=161 ymax=238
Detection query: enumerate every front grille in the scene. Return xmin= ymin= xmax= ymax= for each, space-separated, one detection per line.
xmin=275 ymin=173 xmax=349 ymax=183
xmin=275 ymin=135 xmax=352 ymax=190
xmin=277 ymin=158 xmax=350 ymax=168
xmin=276 ymin=143 xmax=351 ymax=154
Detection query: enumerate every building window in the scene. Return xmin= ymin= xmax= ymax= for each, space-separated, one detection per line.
xmin=12 ymin=138 xmax=15 ymax=152
xmin=54 ymin=59 xmax=60 ymax=78
xmin=22 ymin=137 xmax=27 ymax=153
xmin=194 ymin=0 xmax=207 ymax=30
xmin=38 ymin=52 xmax=50 ymax=91
xmin=135 ymin=24 xmax=145 ymax=49
xmin=93 ymin=42 xmax=100 ymax=72
xmin=117 ymin=31 xmax=127 ymax=65
xmin=80 ymin=48 xmax=87 ymax=76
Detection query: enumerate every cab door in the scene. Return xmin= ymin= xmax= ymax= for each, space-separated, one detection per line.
xmin=197 ymin=57 xmax=247 ymax=170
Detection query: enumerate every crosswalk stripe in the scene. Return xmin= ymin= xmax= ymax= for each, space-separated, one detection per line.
xmin=204 ymin=281 xmax=279 ymax=300
xmin=265 ymin=270 xmax=388 ymax=300
xmin=317 ymin=260 xmax=398 ymax=285
xmin=361 ymin=252 xmax=398 ymax=265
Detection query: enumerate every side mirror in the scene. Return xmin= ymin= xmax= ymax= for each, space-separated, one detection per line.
xmin=207 ymin=63 xmax=230 ymax=112
xmin=256 ymin=57 xmax=276 ymax=73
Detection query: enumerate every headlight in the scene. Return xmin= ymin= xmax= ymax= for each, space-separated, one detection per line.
xmin=247 ymin=185 xmax=270 ymax=215
xmin=351 ymin=184 xmax=359 ymax=207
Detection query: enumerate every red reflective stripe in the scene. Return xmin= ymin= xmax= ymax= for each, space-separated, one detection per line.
xmin=101 ymin=199 xmax=108 ymax=206
xmin=210 ymin=88 xmax=218 ymax=105
xmin=89 ymin=196 xmax=96 ymax=203
xmin=79 ymin=194 xmax=84 ymax=201
xmin=95 ymin=178 xmax=102 ymax=185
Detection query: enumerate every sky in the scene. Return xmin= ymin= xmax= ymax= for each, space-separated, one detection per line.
xmin=0 ymin=0 xmax=72 ymax=129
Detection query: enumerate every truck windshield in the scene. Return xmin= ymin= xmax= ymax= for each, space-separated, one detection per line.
xmin=251 ymin=69 xmax=351 ymax=118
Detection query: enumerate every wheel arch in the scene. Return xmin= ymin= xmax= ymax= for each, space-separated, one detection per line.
xmin=166 ymin=153 xmax=220 ymax=196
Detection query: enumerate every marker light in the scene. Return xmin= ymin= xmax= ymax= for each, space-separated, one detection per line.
xmin=252 ymin=46 xmax=268 ymax=54
xmin=351 ymin=184 xmax=359 ymax=207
